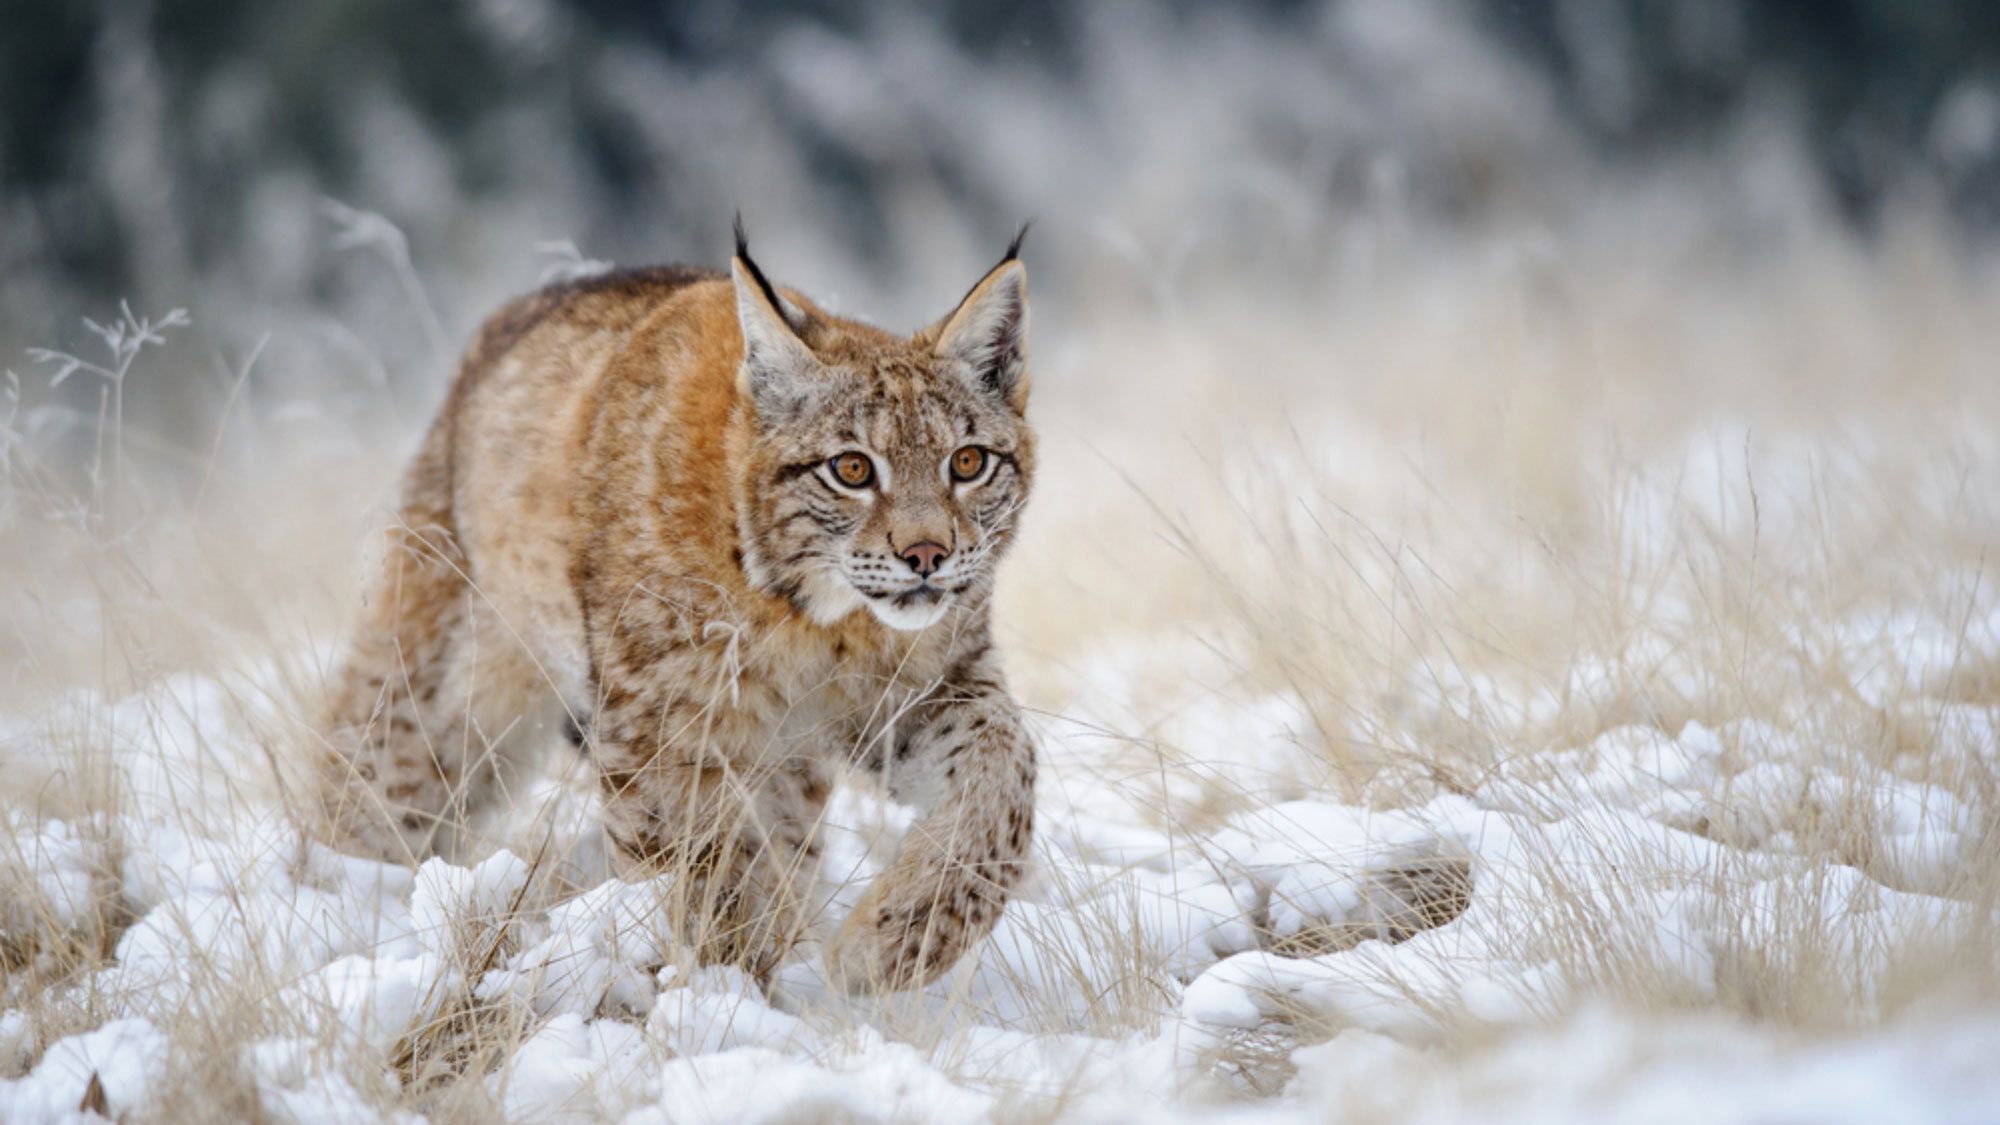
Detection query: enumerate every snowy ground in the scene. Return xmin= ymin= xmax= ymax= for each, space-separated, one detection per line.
xmin=3 ymin=609 xmax=1997 ymax=1123
xmin=4 ymin=240 xmax=2000 ymax=1121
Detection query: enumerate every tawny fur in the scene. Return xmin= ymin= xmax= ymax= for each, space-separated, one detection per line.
xmin=319 ymin=237 xmax=1037 ymax=993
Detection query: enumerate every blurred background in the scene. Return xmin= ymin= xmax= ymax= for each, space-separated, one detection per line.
xmin=4 ymin=0 xmax=1998 ymax=438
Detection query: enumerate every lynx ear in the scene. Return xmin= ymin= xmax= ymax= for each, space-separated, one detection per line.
xmin=929 ymin=235 xmax=1029 ymax=413
xmin=732 ymin=220 xmax=818 ymax=422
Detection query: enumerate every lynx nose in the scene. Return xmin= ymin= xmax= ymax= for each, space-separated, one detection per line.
xmin=899 ymin=541 xmax=950 ymax=577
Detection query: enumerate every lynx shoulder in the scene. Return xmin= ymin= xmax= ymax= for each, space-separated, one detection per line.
xmin=319 ymin=223 xmax=1038 ymax=992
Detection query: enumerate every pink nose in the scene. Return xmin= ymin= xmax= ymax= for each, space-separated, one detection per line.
xmin=899 ymin=541 xmax=949 ymax=576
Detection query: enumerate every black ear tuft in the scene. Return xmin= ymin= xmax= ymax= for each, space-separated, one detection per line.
xmin=930 ymin=250 xmax=1029 ymax=412
xmin=731 ymin=213 xmax=791 ymax=326
xmin=1003 ymin=220 xmax=1032 ymax=263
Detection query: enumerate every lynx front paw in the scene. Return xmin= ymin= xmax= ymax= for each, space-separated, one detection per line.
xmin=822 ymin=884 xmax=967 ymax=995
xmin=823 ymin=853 xmax=1019 ymax=994
xmin=821 ymin=914 xmax=893 ymax=995
xmin=822 ymin=912 xmax=915 ymax=995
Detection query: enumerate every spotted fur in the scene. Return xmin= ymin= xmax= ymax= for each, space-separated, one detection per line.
xmin=318 ymin=230 xmax=1038 ymax=993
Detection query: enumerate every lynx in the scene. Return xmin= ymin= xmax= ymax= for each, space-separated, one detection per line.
xmin=319 ymin=222 xmax=1037 ymax=993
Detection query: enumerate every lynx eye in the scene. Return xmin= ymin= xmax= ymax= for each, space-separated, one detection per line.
xmin=949 ymin=445 xmax=988 ymax=482
xmin=830 ymin=451 xmax=875 ymax=489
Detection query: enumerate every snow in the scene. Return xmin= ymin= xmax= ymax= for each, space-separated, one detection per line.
xmin=0 ymin=815 xmax=104 ymax=938
xmin=0 ymin=1018 xmax=168 ymax=1123
xmin=1 ymin=594 xmax=1997 ymax=1121
xmin=249 ymin=1036 xmax=421 ymax=1125
xmin=411 ymin=851 xmax=536 ymax=955
xmin=494 ymin=1014 xmax=651 ymax=1122
xmin=629 ymin=1042 xmax=995 ymax=1125
xmin=293 ymin=952 xmax=463 ymax=1052
xmin=1272 ymin=1008 xmax=2000 ymax=1125
xmin=479 ymin=875 xmax=689 ymax=1019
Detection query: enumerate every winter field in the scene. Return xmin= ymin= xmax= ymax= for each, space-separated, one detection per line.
xmin=4 ymin=209 xmax=1999 ymax=1122
xmin=5 ymin=6 xmax=2000 ymax=1122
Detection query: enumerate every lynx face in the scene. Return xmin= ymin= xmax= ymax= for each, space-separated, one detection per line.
xmin=732 ymin=243 xmax=1035 ymax=631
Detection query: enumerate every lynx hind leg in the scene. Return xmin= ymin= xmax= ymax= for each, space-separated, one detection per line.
xmin=596 ymin=730 xmax=831 ymax=982
xmin=318 ymin=511 xmax=466 ymax=862
xmin=319 ymin=456 xmax=549 ymax=862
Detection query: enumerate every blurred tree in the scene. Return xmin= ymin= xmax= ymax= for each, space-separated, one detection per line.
xmin=1483 ymin=0 xmax=2000 ymax=221
xmin=0 ymin=0 xmax=1994 ymax=346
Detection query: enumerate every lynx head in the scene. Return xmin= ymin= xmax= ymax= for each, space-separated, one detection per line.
xmin=731 ymin=223 xmax=1036 ymax=632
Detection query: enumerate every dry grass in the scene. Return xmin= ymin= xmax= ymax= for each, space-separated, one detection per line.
xmin=2 ymin=198 xmax=1998 ymax=1120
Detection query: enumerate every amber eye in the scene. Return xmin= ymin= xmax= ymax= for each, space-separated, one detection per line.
xmin=830 ymin=452 xmax=875 ymax=488
xmin=949 ymin=445 xmax=988 ymax=482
